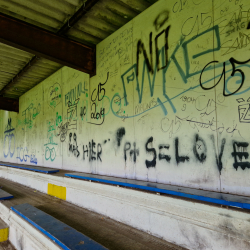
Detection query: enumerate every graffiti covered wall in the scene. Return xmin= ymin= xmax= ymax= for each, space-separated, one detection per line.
xmin=1 ymin=0 xmax=250 ymax=196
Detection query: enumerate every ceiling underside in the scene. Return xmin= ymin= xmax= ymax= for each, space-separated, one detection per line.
xmin=0 ymin=0 xmax=158 ymax=100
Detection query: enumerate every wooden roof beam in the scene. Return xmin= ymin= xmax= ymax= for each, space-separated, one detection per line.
xmin=0 ymin=97 xmax=19 ymax=112
xmin=0 ymin=13 xmax=96 ymax=76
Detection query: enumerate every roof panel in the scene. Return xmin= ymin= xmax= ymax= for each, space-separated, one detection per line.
xmin=67 ymin=27 xmax=102 ymax=45
xmin=0 ymin=0 xmax=159 ymax=99
xmin=0 ymin=0 xmax=63 ymax=29
xmin=0 ymin=43 xmax=33 ymax=57
xmin=8 ymin=0 xmax=68 ymax=21
xmin=64 ymin=0 xmax=82 ymax=7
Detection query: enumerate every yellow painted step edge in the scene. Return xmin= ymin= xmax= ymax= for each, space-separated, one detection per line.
xmin=47 ymin=183 xmax=66 ymax=200
xmin=0 ymin=228 xmax=8 ymax=242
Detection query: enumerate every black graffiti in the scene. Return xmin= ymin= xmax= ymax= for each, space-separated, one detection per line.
xmin=104 ymin=139 xmax=110 ymax=144
xmin=4 ymin=118 xmax=15 ymax=133
xmin=124 ymin=142 xmax=139 ymax=163
xmin=83 ymin=140 xmax=102 ymax=162
xmin=91 ymin=73 xmax=108 ymax=102
xmin=80 ymin=106 xmax=87 ymax=119
xmin=83 ymin=145 xmax=88 ymax=160
xmin=124 ymin=142 xmax=131 ymax=162
xmin=200 ymin=57 xmax=250 ymax=96
xmin=97 ymin=144 xmax=102 ymax=162
xmin=238 ymin=102 xmax=250 ymax=123
xmin=58 ymin=100 xmax=78 ymax=142
xmin=130 ymin=143 xmax=139 ymax=163
xmin=90 ymin=104 xmax=105 ymax=123
xmin=175 ymin=138 xmax=189 ymax=164
xmin=193 ymin=134 xmax=207 ymax=163
xmin=217 ymin=138 xmax=226 ymax=174
xmin=136 ymin=26 xmax=170 ymax=76
xmin=159 ymin=144 xmax=171 ymax=162
xmin=69 ymin=133 xmax=80 ymax=157
xmin=181 ymin=12 xmax=212 ymax=37
xmin=65 ymin=81 xmax=87 ymax=106
xmin=231 ymin=141 xmax=250 ymax=170
xmin=172 ymin=0 xmax=201 ymax=13
xmin=58 ymin=122 xmax=69 ymax=142
xmin=145 ymin=137 xmax=157 ymax=168
xmin=155 ymin=26 xmax=170 ymax=72
xmin=221 ymin=31 xmax=250 ymax=56
xmin=90 ymin=140 xmax=96 ymax=161
xmin=88 ymin=72 xmax=109 ymax=125
xmin=154 ymin=10 xmax=169 ymax=31
xmin=116 ymin=127 xmax=125 ymax=147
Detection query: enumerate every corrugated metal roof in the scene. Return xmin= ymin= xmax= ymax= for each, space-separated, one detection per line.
xmin=67 ymin=0 xmax=157 ymax=45
xmin=0 ymin=0 xmax=158 ymax=99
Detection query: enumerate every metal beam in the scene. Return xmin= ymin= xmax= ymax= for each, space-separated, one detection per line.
xmin=0 ymin=1 xmax=101 ymax=98
xmin=0 ymin=13 xmax=95 ymax=75
xmin=0 ymin=97 xmax=19 ymax=112
xmin=58 ymin=0 xmax=100 ymax=35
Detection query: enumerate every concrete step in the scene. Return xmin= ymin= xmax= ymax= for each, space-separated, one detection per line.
xmin=0 ymin=219 xmax=8 ymax=243
xmin=0 ymin=177 xmax=186 ymax=250
xmin=0 ymin=240 xmax=16 ymax=250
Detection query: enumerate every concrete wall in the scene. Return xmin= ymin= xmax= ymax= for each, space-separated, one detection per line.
xmin=1 ymin=0 xmax=250 ymax=196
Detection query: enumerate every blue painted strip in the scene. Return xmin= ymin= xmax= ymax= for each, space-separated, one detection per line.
xmin=0 ymin=162 xmax=59 ymax=174
xmin=11 ymin=204 xmax=107 ymax=250
xmin=11 ymin=206 xmax=70 ymax=250
xmin=0 ymin=189 xmax=14 ymax=200
xmin=157 ymin=97 xmax=168 ymax=115
xmin=0 ymin=196 xmax=13 ymax=200
xmin=65 ymin=173 xmax=250 ymax=210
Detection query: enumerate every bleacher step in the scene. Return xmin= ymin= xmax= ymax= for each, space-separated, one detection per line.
xmin=0 ymin=219 xmax=8 ymax=243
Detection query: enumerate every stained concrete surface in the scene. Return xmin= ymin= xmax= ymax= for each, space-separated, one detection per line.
xmin=0 ymin=177 xmax=187 ymax=250
xmin=0 ymin=241 xmax=16 ymax=250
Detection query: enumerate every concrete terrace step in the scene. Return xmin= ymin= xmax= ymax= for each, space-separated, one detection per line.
xmin=2 ymin=160 xmax=250 ymax=211
xmin=65 ymin=172 xmax=250 ymax=210
xmin=11 ymin=203 xmax=107 ymax=250
xmin=0 ymin=189 xmax=13 ymax=201
xmin=0 ymin=162 xmax=59 ymax=174
xmin=0 ymin=219 xmax=8 ymax=243
xmin=0 ymin=241 xmax=16 ymax=250
xmin=0 ymin=177 xmax=186 ymax=250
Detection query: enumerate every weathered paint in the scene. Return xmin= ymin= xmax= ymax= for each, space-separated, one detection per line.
xmin=0 ymin=162 xmax=59 ymax=174
xmin=1 ymin=0 xmax=250 ymax=196
xmin=0 ymin=189 xmax=13 ymax=200
xmin=47 ymin=183 xmax=66 ymax=200
xmin=0 ymin=218 xmax=8 ymax=243
xmin=11 ymin=204 xmax=107 ymax=250
xmin=1 ymin=167 xmax=250 ymax=250
xmin=0 ymin=0 xmax=250 ymax=248
xmin=65 ymin=172 xmax=250 ymax=209
xmin=0 ymin=228 xmax=8 ymax=242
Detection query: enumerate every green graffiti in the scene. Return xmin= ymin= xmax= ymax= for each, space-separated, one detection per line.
xmin=56 ymin=112 xmax=62 ymax=126
xmin=21 ymin=103 xmax=41 ymax=129
xmin=50 ymin=101 xmax=56 ymax=108
xmin=65 ymin=81 xmax=88 ymax=106
xmin=47 ymin=121 xmax=55 ymax=132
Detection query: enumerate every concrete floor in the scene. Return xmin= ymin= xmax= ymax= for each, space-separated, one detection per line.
xmin=0 ymin=177 xmax=187 ymax=250
xmin=0 ymin=241 xmax=16 ymax=250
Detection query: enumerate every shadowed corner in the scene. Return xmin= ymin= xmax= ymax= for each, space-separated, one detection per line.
xmin=248 ymin=22 xmax=250 ymax=29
